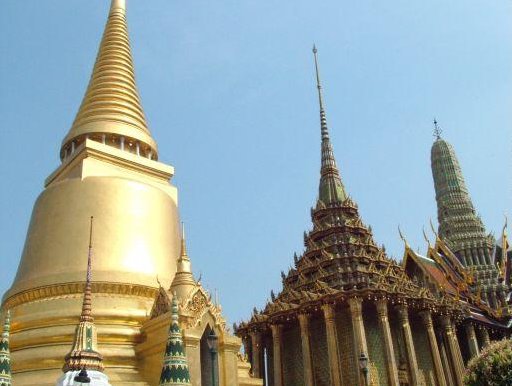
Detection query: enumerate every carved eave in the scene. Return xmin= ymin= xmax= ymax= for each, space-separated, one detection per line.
xmin=149 ymin=282 xmax=227 ymax=332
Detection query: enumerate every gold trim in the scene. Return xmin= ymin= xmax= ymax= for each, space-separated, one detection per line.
xmin=3 ymin=282 xmax=158 ymax=309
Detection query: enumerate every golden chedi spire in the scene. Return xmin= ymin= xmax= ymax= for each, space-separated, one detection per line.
xmin=5 ymin=2 xmax=180 ymax=383
xmin=61 ymin=0 xmax=157 ymax=160
xmin=170 ymin=224 xmax=197 ymax=300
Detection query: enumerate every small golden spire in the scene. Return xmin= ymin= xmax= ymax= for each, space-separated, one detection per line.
xmin=180 ymin=222 xmax=188 ymax=258
xmin=61 ymin=0 xmax=157 ymax=159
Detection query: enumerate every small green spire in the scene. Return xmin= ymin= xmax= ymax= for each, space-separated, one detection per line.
xmin=0 ymin=311 xmax=11 ymax=386
xmin=312 ymin=46 xmax=347 ymax=205
xmin=159 ymin=295 xmax=192 ymax=386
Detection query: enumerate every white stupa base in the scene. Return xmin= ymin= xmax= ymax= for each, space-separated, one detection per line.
xmin=56 ymin=370 xmax=112 ymax=386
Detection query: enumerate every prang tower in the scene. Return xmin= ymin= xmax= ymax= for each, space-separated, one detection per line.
xmin=3 ymin=1 xmax=180 ymax=384
xmin=431 ymin=123 xmax=506 ymax=308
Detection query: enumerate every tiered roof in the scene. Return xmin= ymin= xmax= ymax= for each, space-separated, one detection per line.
xmin=237 ymin=49 xmax=461 ymax=332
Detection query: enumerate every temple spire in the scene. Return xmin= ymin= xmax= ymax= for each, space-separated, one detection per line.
xmin=62 ymin=217 xmax=105 ymax=375
xmin=61 ymin=0 xmax=157 ymax=160
xmin=433 ymin=119 xmax=442 ymax=140
xmin=158 ymin=295 xmax=192 ymax=386
xmin=0 ymin=311 xmax=11 ymax=386
xmin=170 ymin=223 xmax=196 ymax=300
xmin=312 ymin=46 xmax=347 ymax=205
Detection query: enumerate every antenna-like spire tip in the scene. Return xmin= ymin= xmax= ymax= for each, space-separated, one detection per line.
xmin=312 ymin=44 xmax=317 ymax=54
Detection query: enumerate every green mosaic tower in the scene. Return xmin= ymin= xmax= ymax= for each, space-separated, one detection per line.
xmin=431 ymin=121 xmax=506 ymax=309
xmin=159 ymin=295 xmax=191 ymax=386
xmin=0 ymin=311 xmax=11 ymax=386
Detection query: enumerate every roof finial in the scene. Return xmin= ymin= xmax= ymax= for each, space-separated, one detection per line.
xmin=433 ymin=118 xmax=442 ymax=140
xmin=312 ymin=45 xmax=329 ymax=140
xmin=398 ymin=225 xmax=410 ymax=248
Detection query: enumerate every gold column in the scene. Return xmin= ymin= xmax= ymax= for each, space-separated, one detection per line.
xmin=439 ymin=316 xmax=464 ymax=386
xmin=271 ymin=324 xmax=283 ymax=386
xmin=298 ymin=313 xmax=315 ymax=386
xmin=438 ymin=331 xmax=455 ymax=386
xmin=322 ymin=303 xmax=343 ymax=386
xmin=465 ymin=323 xmax=479 ymax=359
xmin=250 ymin=331 xmax=262 ymax=378
xmin=419 ymin=311 xmax=447 ymax=386
xmin=452 ymin=321 xmax=465 ymax=372
xmin=396 ymin=305 xmax=420 ymax=385
xmin=375 ymin=300 xmax=400 ymax=386
xmin=349 ymin=297 xmax=368 ymax=386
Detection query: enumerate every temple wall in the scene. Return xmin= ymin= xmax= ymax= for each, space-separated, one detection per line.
xmin=336 ymin=307 xmax=356 ymax=386
xmin=389 ymin=311 xmax=406 ymax=372
xmin=310 ymin=314 xmax=330 ymax=386
xmin=363 ymin=304 xmax=388 ymax=386
xmin=282 ymin=323 xmax=304 ymax=386
xmin=410 ymin=315 xmax=435 ymax=385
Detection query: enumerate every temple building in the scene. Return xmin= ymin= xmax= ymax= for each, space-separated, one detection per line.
xmin=235 ymin=48 xmax=510 ymax=386
xmin=1 ymin=1 xmax=261 ymax=385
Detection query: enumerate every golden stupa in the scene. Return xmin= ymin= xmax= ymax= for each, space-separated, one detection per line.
xmin=2 ymin=1 xmax=260 ymax=385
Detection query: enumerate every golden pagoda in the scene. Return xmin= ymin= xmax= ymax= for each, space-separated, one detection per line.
xmin=2 ymin=2 xmax=261 ymax=385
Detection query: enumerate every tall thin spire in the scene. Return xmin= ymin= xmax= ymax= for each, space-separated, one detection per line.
xmin=433 ymin=119 xmax=442 ymax=140
xmin=158 ymin=295 xmax=192 ymax=386
xmin=170 ymin=223 xmax=196 ymax=299
xmin=312 ymin=46 xmax=347 ymax=205
xmin=0 ymin=311 xmax=11 ymax=386
xmin=61 ymin=0 xmax=157 ymax=159
xmin=63 ymin=217 xmax=104 ymax=373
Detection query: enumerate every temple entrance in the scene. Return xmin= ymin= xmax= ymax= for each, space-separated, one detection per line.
xmin=200 ymin=325 xmax=217 ymax=386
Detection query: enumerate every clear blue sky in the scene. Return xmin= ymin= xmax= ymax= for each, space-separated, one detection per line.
xmin=0 ymin=0 xmax=511 ymax=327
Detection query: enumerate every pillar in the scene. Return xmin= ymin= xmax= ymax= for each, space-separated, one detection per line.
xmin=419 ymin=311 xmax=447 ymax=386
xmin=465 ymin=323 xmax=479 ymax=359
xmin=102 ymin=134 xmax=106 ymax=144
xmin=439 ymin=316 xmax=464 ymax=386
xmin=479 ymin=327 xmax=491 ymax=348
xmin=376 ymin=300 xmax=400 ymax=386
xmin=452 ymin=321 xmax=465 ymax=371
xmin=322 ymin=303 xmax=343 ymax=386
xmin=396 ymin=305 xmax=420 ymax=385
xmin=298 ymin=313 xmax=315 ymax=386
xmin=437 ymin=331 xmax=455 ymax=386
xmin=271 ymin=324 xmax=283 ymax=386
xmin=250 ymin=331 xmax=262 ymax=378
xmin=349 ymin=298 xmax=368 ymax=386
xmin=120 ymin=136 xmax=125 ymax=151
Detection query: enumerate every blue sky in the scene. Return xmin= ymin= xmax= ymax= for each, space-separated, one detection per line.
xmin=0 ymin=0 xmax=511 ymax=326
